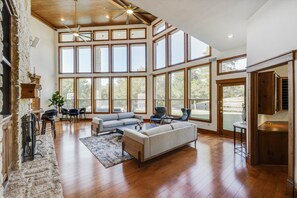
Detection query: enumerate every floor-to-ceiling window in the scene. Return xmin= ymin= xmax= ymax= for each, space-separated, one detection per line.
xmin=94 ymin=78 xmax=110 ymax=113
xmin=153 ymin=74 xmax=166 ymax=108
xmin=112 ymin=77 xmax=128 ymax=113
xmin=169 ymin=70 xmax=185 ymax=116
xmin=130 ymin=77 xmax=146 ymax=113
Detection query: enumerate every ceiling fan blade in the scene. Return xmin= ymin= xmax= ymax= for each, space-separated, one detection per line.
xmin=63 ymin=23 xmax=74 ymax=33
xmin=134 ymin=11 xmax=151 ymax=15
xmin=126 ymin=14 xmax=129 ymax=25
xmin=113 ymin=0 xmax=127 ymax=9
xmin=77 ymin=25 xmax=81 ymax=32
xmin=80 ymin=34 xmax=93 ymax=40
xmin=79 ymin=35 xmax=88 ymax=43
xmin=112 ymin=11 xmax=126 ymax=20
xmin=133 ymin=6 xmax=139 ymax=10
xmin=132 ymin=13 xmax=150 ymax=25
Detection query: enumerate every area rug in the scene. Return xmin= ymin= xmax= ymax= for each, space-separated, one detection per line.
xmin=4 ymin=129 xmax=63 ymax=198
xmin=80 ymin=133 xmax=132 ymax=168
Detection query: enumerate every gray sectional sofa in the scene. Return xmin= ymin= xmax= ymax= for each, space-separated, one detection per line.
xmin=91 ymin=112 xmax=143 ymax=135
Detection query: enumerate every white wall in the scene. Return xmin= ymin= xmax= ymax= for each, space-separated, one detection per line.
xmin=247 ymin=0 xmax=297 ymax=66
xmin=30 ymin=16 xmax=57 ymax=111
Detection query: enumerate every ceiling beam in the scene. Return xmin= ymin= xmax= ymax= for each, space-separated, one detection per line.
xmin=133 ymin=13 xmax=150 ymax=26
xmin=109 ymin=0 xmax=127 ymax=9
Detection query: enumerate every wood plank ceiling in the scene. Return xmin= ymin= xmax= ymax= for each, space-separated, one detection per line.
xmin=31 ymin=0 xmax=157 ymax=29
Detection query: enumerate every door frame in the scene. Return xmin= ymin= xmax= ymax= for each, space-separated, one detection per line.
xmin=216 ymin=78 xmax=246 ymax=138
xmin=246 ymin=51 xmax=296 ymax=197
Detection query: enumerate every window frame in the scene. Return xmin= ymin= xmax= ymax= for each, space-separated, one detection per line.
xmin=153 ymin=35 xmax=167 ymax=71
xmin=77 ymin=45 xmax=92 ymax=74
xmin=129 ymin=43 xmax=147 ymax=73
xmin=168 ymin=69 xmax=186 ymax=116
xmin=188 ymin=63 xmax=212 ymax=122
xmin=111 ymin=29 xmax=128 ymax=40
xmin=59 ymin=46 xmax=76 ymax=74
xmin=129 ymin=28 xmax=147 ymax=40
xmin=129 ymin=76 xmax=147 ymax=114
xmin=93 ymin=44 xmax=110 ymax=73
xmin=111 ymin=76 xmax=128 ymax=113
xmin=58 ymin=32 xmax=75 ymax=43
xmin=76 ymin=77 xmax=93 ymax=113
xmin=187 ymin=34 xmax=211 ymax=62
xmin=59 ymin=77 xmax=76 ymax=110
xmin=94 ymin=30 xmax=110 ymax=41
xmin=153 ymin=73 xmax=167 ymax=109
xmin=93 ymin=77 xmax=111 ymax=114
xmin=76 ymin=31 xmax=93 ymax=42
xmin=168 ymin=29 xmax=186 ymax=66
xmin=111 ymin=44 xmax=129 ymax=73
xmin=217 ymin=54 xmax=247 ymax=75
xmin=152 ymin=20 xmax=167 ymax=36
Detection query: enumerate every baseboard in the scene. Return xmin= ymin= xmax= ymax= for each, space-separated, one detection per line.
xmin=287 ymin=177 xmax=294 ymax=197
xmin=198 ymin=128 xmax=218 ymax=134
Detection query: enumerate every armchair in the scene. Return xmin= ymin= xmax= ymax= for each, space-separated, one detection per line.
xmin=171 ymin=108 xmax=191 ymax=122
xmin=150 ymin=107 xmax=167 ymax=123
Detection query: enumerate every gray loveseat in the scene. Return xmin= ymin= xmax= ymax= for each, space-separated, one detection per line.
xmin=91 ymin=112 xmax=143 ymax=135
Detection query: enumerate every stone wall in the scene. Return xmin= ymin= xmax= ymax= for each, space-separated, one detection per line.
xmin=0 ymin=0 xmax=31 ymax=194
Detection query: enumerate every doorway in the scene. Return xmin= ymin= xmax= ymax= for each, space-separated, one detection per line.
xmin=217 ymin=78 xmax=246 ymax=138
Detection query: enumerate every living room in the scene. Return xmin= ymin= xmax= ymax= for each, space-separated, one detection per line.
xmin=1 ymin=0 xmax=297 ymax=197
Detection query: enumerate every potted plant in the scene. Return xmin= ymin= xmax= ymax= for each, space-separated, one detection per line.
xmin=49 ymin=91 xmax=65 ymax=110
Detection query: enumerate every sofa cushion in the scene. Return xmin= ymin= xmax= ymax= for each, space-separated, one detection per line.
xmin=97 ymin=114 xmax=119 ymax=121
xmin=103 ymin=120 xmax=124 ymax=128
xmin=121 ymin=118 xmax=139 ymax=125
xmin=142 ymin=125 xmax=172 ymax=136
xmin=118 ymin=112 xmax=134 ymax=119
xmin=170 ymin=122 xmax=192 ymax=130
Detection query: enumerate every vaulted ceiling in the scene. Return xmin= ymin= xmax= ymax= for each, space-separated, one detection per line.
xmin=129 ymin=0 xmax=269 ymax=51
xmin=31 ymin=0 xmax=157 ymax=29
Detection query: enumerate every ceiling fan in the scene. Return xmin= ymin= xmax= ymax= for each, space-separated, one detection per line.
xmin=107 ymin=0 xmax=152 ymax=25
xmin=60 ymin=0 xmax=92 ymax=42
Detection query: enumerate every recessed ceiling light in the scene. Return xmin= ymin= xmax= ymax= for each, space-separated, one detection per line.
xmin=228 ymin=34 xmax=233 ymax=39
xmin=105 ymin=15 xmax=110 ymax=19
xmin=61 ymin=18 xmax=65 ymax=22
xmin=126 ymin=9 xmax=134 ymax=15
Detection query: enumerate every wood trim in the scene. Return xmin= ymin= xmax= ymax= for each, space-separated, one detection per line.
xmin=31 ymin=11 xmax=57 ymax=31
xmin=75 ymin=31 xmax=93 ymax=43
xmin=93 ymin=30 xmax=110 ymax=41
xmin=167 ymin=28 xmax=186 ymax=67
xmin=58 ymin=32 xmax=75 ymax=43
xmin=59 ymin=77 xmax=76 ymax=109
xmin=111 ymin=44 xmax=128 ymax=73
xmin=93 ymin=44 xmax=110 ymax=73
xmin=168 ymin=69 xmax=185 ymax=116
xmin=152 ymin=20 xmax=166 ymax=37
xmin=217 ymin=54 xmax=247 ymax=75
xmin=77 ymin=45 xmax=92 ymax=74
xmin=93 ymin=77 xmax=111 ymax=114
xmin=111 ymin=77 xmax=128 ymax=113
xmin=129 ymin=28 xmax=147 ymax=40
xmin=187 ymin=35 xmax=212 ymax=62
xmin=153 ymin=35 xmax=167 ymax=71
xmin=129 ymin=43 xmax=147 ymax=73
xmin=246 ymin=51 xmax=295 ymax=73
xmin=76 ymin=77 xmax=93 ymax=113
xmin=197 ymin=128 xmax=218 ymax=134
xmin=129 ymin=76 xmax=147 ymax=114
xmin=152 ymin=72 xmax=167 ymax=109
xmin=111 ymin=29 xmax=128 ymax=41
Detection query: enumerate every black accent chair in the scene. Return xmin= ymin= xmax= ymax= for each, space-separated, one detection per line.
xmin=79 ymin=108 xmax=86 ymax=120
xmin=69 ymin=109 xmax=79 ymax=122
xmin=61 ymin=108 xmax=69 ymax=121
xmin=150 ymin=107 xmax=167 ymax=123
xmin=171 ymin=108 xmax=192 ymax=122
xmin=41 ymin=109 xmax=58 ymax=138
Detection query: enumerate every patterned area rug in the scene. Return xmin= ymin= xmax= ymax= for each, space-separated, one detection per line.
xmin=4 ymin=131 xmax=63 ymax=198
xmin=80 ymin=133 xmax=132 ymax=168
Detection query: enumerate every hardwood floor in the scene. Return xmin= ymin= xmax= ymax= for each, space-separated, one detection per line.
xmin=54 ymin=121 xmax=287 ymax=198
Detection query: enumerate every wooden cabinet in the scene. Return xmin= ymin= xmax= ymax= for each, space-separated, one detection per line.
xmin=2 ymin=116 xmax=14 ymax=183
xmin=258 ymin=71 xmax=280 ymax=115
xmin=258 ymin=121 xmax=288 ymax=165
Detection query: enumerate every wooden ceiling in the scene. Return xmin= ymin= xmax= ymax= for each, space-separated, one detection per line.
xmin=31 ymin=0 xmax=157 ymax=29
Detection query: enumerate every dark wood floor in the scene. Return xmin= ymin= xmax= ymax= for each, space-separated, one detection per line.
xmin=54 ymin=121 xmax=287 ymax=198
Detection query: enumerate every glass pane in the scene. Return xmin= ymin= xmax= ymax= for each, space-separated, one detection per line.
xmin=131 ymin=77 xmax=146 ymax=113
xmin=154 ymin=21 xmax=166 ymax=35
xmin=170 ymin=71 xmax=184 ymax=115
xmin=77 ymin=32 xmax=92 ymax=42
xmin=94 ymin=78 xmax=109 ymax=112
xmin=112 ymin=45 xmax=128 ymax=72
xmin=94 ymin=30 xmax=109 ymax=40
xmin=154 ymin=37 xmax=166 ymax=69
xmin=112 ymin=29 xmax=127 ymax=40
xmin=189 ymin=36 xmax=210 ymax=60
xmin=154 ymin=74 xmax=166 ymax=102
xmin=223 ymin=85 xmax=245 ymax=131
xmin=60 ymin=33 xmax=74 ymax=42
xmin=155 ymin=100 xmax=165 ymax=107
xmin=60 ymin=47 xmax=74 ymax=73
xmin=130 ymin=29 xmax=146 ymax=39
xmin=170 ymin=30 xmax=185 ymax=65
xmin=112 ymin=78 xmax=127 ymax=112
xmin=189 ymin=65 xmax=210 ymax=120
xmin=60 ymin=78 xmax=74 ymax=109
xmin=220 ymin=57 xmax=247 ymax=73
xmin=94 ymin=45 xmax=109 ymax=72
xmin=77 ymin=78 xmax=92 ymax=112
xmin=130 ymin=44 xmax=146 ymax=72
xmin=78 ymin=46 xmax=92 ymax=73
